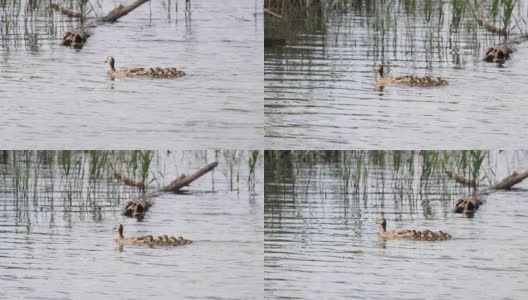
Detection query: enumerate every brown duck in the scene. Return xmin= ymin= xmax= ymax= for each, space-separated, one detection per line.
xmin=123 ymin=198 xmax=154 ymax=221
xmin=104 ymin=56 xmax=186 ymax=78
xmin=377 ymin=216 xmax=451 ymax=241
xmin=454 ymin=195 xmax=484 ymax=215
xmin=374 ymin=64 xmax=447 ymax=87
xmin=114 ymin=224 xmax=192 ymax=247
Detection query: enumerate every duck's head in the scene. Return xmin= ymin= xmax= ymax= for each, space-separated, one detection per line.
xmin=113 ymin=224 xmax=124 ymax=237
xmin=104 ymin=56 xmax=115 ymax=70
xmin=373 ymin=64 xmax=384 ymax=73
xmin=376 ymin=216 xmax=387 ymax=231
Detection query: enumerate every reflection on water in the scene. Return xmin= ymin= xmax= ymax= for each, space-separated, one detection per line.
xmin=265 ymin=1 xmax=528 ymax=149
xmin=0 ymin=150 xmax=263 ymax=299
xmin=0 ymin=0 xmax=263 ymax=148
xmin=265 ymin=150 xmax=528 ymax=299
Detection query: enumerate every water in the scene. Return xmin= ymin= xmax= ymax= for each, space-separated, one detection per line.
xmin=0 ymin=0 xmax=263 ymax=149
xmin=0 ymin=151 xmax=264 ymax=299
xmin=265 ymin=2 xmax=528 ymax=149
xmin=264 ymin=151 xmax=528 ymax=299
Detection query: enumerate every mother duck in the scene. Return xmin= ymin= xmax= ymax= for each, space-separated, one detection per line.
xmin=374 ymin=64 xmax=447 ymax=87
xmin=376 ymin=215 xmax=451 ymax=241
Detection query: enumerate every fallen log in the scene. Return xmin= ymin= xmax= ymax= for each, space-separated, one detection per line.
xmin=61 ymin=0 xmax=150 ymax=49
xmin=478 ymin=19 xmax=506 ymax=35
xmin=50 ymin=3 xmax=81 ymax=18
xmin=494 ymin=171 xmax=528 ymax=190
xmin=446 ymin=167 xmax=477 ymax=188
xmin=100 ymin=0 xmax=150 ymax=22
xmin=264 ymin=8 xmax=283 ymax=19
xmin=114 ymin=172 xmax=145 ymax=190
xmin=161 ymin=161 xmax=219 ymax=193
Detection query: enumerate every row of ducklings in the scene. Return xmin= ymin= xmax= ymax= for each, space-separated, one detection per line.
xmin=373 ymin=64 xmax=448 ymax=87
xmin=376 ymin=216 xmax=451 ymax=241
xmin=374 ymin=45 xmax=511 ymax=86
xmin=105 ymin=56 xmax=185 ymax=78
xmin=114 ymin=224 xmax=192 ymax=247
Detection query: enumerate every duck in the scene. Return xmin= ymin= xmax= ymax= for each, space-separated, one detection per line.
xmin=484 ymin=45 xmax=512 ymax=64
xmin=168 ymin=236 xmax=179 ymax=245
xmin=376 ymin=216 xmax=451 ymax=241
xmin=113 ymin=224 xmax=151 ymax=245
xmin=374 ymin=64 xmax=447 ymax=86
xmin=104 ymin=56 xmax=185 ymax=78
xmin=113 ymin=224 xmax=192 ymax=247
xmin=454 ymin=195 xmax=483 ymax=215
xmin=123 ymin=198 xmax=154 ymax=221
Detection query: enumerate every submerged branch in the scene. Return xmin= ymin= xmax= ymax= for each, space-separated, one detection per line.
xmin=115 ymin=172 xmax=145 ymax=190
xmin=264 ymin=8 xmax=283 ymax=19
xmin=446 ymin=167 xmax=477 ymax=188
xmin=478 ymin=19 xmax=506 ymax=35
xmin=61 ymin=0 xmax=150 ymax=49
xmin=161 ymin=162 xmax=219 ymax=193
xmin=100 ymin=0 xmax=150 ymax=22
xmin=50 ymin=4 xmax=81 ymax=18
xmin=494 ymin=171 xmax=528 ymax=189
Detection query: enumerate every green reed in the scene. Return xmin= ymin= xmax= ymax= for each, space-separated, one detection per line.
xmin=1 ymin=150 xmax=260 ymax=211
xmin=502 ymin=0 xmax=516 ymax=33
xmin=469 ymin=150 xmax=486 ymax=187
xmin=138 ymin=150 xmax=154 ymax=191
xmin=248 ymin=150 xmax=260 ymax=194
xmin=265 ymin=150 xmax=499 ymax=208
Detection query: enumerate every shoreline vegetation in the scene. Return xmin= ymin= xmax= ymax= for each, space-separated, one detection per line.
xmin=1 ymin=150 xmax=261 ymax=204
xmin=0 ymin=0 xmax=193 ymax=49
xmin=264 ymin=0 xmax=528 ymax=65
xmin=265 ymin=150 xmax=528 ymax=217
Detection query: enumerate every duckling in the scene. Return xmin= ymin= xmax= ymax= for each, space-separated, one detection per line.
xmin=178 ymin=236 xmax=192 ymax=244
xmin=154 ymin=236 xmax=164 ymax=245
xmin=104 ymin=56 xmax=185 ymax=78
xmin=376 ymin=216 xmax=451 ymax=241
xmin=168 ymin=236 xmax=179 ymax=245
xmin=374 ymin=64 xmax=447 ymax=87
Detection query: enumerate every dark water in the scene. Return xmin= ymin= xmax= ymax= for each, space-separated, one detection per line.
xmin=0 ymin=0 xmax=263 ymax=149
xmin=265 ymin=2 xmax=528 ymax=149
xmin=0 ymin=151 xmax=263 ymax=299
xmin=265 ymin=151 xmax=528 ymax=299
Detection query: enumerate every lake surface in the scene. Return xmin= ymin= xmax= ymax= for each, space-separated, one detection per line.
xmin=265 ymin=150 xmax=528 ymax=299
xmin=265 ymin=2 xmax=528 ymax=149
xmin=0 ymin=0 xmax=263 ymax=149
xmin=0 ymin=151 xmax=263 ymax=299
